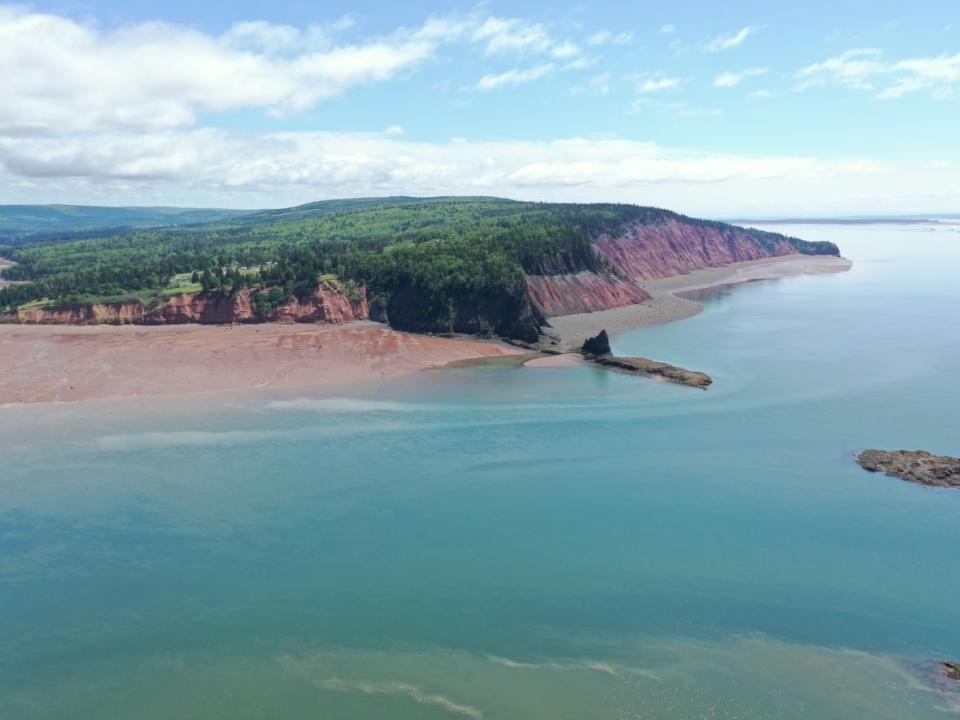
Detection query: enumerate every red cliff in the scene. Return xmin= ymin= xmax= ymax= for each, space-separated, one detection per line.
xmin=7 ymin=282 xmax=369 ymax=326
xmin=594 ymin=219 xmax=798 ymax=281
xmin=526 ymin=272 xmax=649 ymax=317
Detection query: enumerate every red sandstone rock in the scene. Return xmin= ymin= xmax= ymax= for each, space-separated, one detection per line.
xmin=594 ymin=219 xmax=797 ymax=281
xmin=526 ymin=272 xmax=650 ymax=317
xmin=8 ymin=282 xmax=370 ymax=326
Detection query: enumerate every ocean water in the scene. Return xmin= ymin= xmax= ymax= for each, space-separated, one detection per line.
xmin=2 ymin=222 xmax=959 ymax=719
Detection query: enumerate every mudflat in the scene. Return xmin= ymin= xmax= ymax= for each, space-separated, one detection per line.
xmin=0 ymin=321 xmax=522 ymax=404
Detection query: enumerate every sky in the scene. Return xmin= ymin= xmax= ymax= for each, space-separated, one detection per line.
xmin=1 ymin=0 xmax=958 ymax=215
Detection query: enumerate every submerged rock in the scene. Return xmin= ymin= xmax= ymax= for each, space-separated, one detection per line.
xmin=578 ymin=329 xmax=711 ymax=389
xmin=856 ymin=449 xmax=960 ymax=489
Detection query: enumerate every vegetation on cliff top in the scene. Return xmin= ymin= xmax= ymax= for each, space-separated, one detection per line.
xmin=0 ymin=197 xmax=839 ymax=329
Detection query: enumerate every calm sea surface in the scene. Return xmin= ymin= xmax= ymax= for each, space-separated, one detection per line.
xmin=2 ymin=223 xmax=959 ymax=718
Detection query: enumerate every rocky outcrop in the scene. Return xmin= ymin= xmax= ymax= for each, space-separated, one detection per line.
xmin=386 ymin=280 xmax=544 ymax=343
xmin=526 ymin=272 xmax=649 ymax=317
xmin=856 ymin=450 xmax=960 ymax=488
xmin=6 ymin=282 xmax=369 ymax=326
xmin=591 ymin=355 xmax=713 ymax=389
xmin=596 ymin=219 xmax=812 ymax=281
xmin=578 ymin=329 xmax=712 ymax=389
xmin=581 ymin=329 xmax=611 ymax=356
xmin=941 ymin=661 xmax=960 ymax=682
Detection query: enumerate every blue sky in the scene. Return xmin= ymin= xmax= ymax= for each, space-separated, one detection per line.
xmin=1 ymin=1 xmax=957 ymax=214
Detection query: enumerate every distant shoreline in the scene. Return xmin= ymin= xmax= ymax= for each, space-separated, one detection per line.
xmin=724 ymin=216 xmax=960 ymax=225
xmin=545 ymin=255 xmax=852 ymax=348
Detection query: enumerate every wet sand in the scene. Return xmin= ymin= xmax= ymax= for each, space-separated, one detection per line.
xmin=0 ymin=321 xmax=522 ymax=404
xmin=546 ymin=255 xmax=852 ymax=348
xmin=523 ymin=353 xmax=587 ymax=369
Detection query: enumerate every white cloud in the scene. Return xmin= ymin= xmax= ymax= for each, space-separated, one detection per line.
xmin=563 ymin=57 xmax=595 ymax=70
xmin=714 ymin=67 xmax=769 ymax=87
xmin=2 ymin=129 xmax=952 ymax=215
xmin=796 ymin=48 xmax=960 ymax=99
xmin=476 ymin=64 xmax=553 ymax=90
xmin=587 ymin=30 xmax=632 ymax=46
xmin=469 ymin=15 xmax=585 ymax=68
xmin=661 ymin=24 xmax=675 ymax=35
xmin=637 ymin=77 xmax=682 ymax=93
xmin=471 ymin=16 xmax=581 ymax=60
xmin=0 ymin=130 xmax=884 ymax=188
xmin=796 ymin=49 xmax=884 ymax=90
xmin=0 ymin=7 xmax=447 ymax=133
xmin=703 ymin=27 xmax=755 ymax=53
xmin=550 ymin=41 xmax=581 ymax=58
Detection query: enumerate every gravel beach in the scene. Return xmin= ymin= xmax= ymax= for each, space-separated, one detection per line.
xmin=545 ymin=254 xmax=852 ymax=348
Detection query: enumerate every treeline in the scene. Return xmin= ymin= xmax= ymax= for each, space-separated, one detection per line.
xmin=0 ymin=198 xmax=837 ymax=318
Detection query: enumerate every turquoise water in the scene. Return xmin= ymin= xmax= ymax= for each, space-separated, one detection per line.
xmin=2 ymin=223 xmax=960 ymax=718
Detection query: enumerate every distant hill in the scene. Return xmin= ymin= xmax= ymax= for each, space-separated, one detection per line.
xmin=0 ymin=204 xmax=253 ymax=240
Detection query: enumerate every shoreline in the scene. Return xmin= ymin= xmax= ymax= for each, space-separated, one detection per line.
xmin=0 ymin=254 xmax=850 ymax=405
xmin=0 ymin=321 xmax=523 ymax=405
xmin=545 ymin=254 xmax=852 ymax=348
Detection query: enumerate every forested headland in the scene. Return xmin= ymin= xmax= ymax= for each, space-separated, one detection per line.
xmin=0 ymin=197 xmax=839 ymax=335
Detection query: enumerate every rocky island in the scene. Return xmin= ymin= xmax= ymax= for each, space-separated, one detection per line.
xmin=856 ymin=449 xmax=960 ymax=488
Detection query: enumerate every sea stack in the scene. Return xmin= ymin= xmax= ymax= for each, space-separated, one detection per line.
xmin=578 ymin=329 xmax=712 ymax=389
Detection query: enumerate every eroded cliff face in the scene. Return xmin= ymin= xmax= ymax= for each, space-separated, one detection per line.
xmin=526 ymin=272 xmax=649 ymax=318
xmin=387 ymin=280 xmax=544 ymax=343
xmin=594 ymin=219 xmax=799 ymax=281
xmin=7 ymin=282 xmax=369 ymax=326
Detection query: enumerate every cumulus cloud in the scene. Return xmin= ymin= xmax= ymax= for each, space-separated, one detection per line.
xmin=714 ymin=67 xmax=769 ymax=87
xmin=661 ymin=24 xmax=675 ymax=35
xmin=703 ymin=27 xmax=755 ymax=52
xmin=476 ymin=64 xmax=553 ymax=90
xmin=797 ymin=48 xmax=960 ymax=99
xmin=0 ymin=7 xmax=602 ymax=134
xmin=0 ymin=7 xmax=449 ymax=133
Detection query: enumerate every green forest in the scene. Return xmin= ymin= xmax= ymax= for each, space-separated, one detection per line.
xmin=0 ymin=197 xmax=838 ymax=326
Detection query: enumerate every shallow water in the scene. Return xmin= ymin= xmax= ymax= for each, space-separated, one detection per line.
xmin=2 ymin=223 xmax=959 ymax=718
